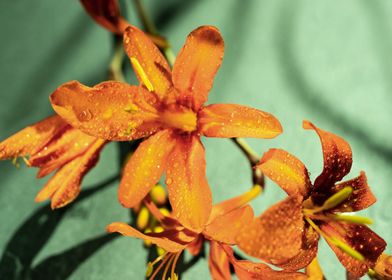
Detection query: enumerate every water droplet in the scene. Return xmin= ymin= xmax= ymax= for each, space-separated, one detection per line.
xmin=78 ymin=110 xmax=92 ymax=122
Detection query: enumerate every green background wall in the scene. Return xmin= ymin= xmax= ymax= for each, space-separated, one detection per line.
xmin=0 ymin=0 xmax=391 ymax=279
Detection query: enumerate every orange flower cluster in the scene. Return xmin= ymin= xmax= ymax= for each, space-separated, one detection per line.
xmin=0 ymin=1 xmax=389 ymax=279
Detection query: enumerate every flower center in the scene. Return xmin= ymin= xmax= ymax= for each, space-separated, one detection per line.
xmin=160 ymin=104 xmax=197 ymax=132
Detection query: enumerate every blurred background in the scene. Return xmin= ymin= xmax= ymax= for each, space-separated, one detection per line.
xmin=0 ymin=0 xmax=391 ymax=279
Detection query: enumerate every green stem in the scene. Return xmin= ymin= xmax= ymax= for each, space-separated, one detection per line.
xmin=133 ymin=0 xmax=175 ymax=67
xmin=108 ymin=35 xmax=126 ymax=82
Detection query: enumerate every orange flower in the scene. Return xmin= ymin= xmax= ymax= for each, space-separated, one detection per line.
xmin=236 ymin=121 xmax=386 ymax=277
xmin=80 ymin=0 xmax=129 ymax=34
xmin=0 ymin=115 xmax=106 ymax=209
xmin=50 ymin=25 xmax=282 ymax=231
xmin=108 ymin=186 xmax=305 ymax=279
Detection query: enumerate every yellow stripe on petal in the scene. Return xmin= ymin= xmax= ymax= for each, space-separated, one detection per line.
xmin=130 ymin=57 xmax=154 ymax=92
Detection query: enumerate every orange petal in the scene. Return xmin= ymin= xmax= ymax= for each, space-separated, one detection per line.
xmin=0 ymin=115 xmax=68 ymax=160
xmin=172 ymin=26 xmax=224 ymax=110
xmin=305 ymin=257 xmax=325 ymax=280
xmin=329 ymin=171 xmax=376 ymax=212
xmin=166 ymin=135 xmax=212 ymax=233
xmin=187 ymin=235 xmax=204 ymax=256
xmin=222 ymin=244 xmax=307 ymax=280
xmin=30 ymin=128 xmax=97 ymax=178
xmin=374 ymin=254 xmax=392 ymax=279
xmin=50 ymin=80 xmax=162 ymax=141
xmin=303 ymin=120 xmax=352 ymax=204
xmin=107 ymin=222 xmax=187 ymax=252
xmin=204 ymin=205 xmax=254 ymax=245
xmin=236 ymin=197 xmax=306 ymax=264
xmin=277 ymin=226 xmax=320 ymax=271
xmin=321 ymin=221 xmax=386 ymax=277
xmin=198 ymin=104 xmax=282 ymax=138
xmin=35 ymin=139 xmax=106 ymax=208
xmin=80 ymin=0 xmax=129 ymax=34
xmin=123 ymin=26 xmax=172 ymax=99
xmin=208 ymin=185 xmax=261 ymax=223
xmin=257 ymin=149 xmax=311 ymax=198
xmin=208 ymin=241 xmax=232 ymax=280
xmin=119 ymin=129 xmax=176 ymax=208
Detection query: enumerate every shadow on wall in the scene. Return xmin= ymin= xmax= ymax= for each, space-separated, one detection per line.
xmin=0 ymin=175 xmax=119 ymax=280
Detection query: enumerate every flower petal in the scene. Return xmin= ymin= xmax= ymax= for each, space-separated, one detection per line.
xmin=30 ymin=128 xmax=97 ymax=178
xmin=35 ymin=139 xmax=106 ymax=208
xmin=236 ymin=197 xmax=306 ymax=264
xmin=0 ymin=115 xmax=68 ymax=159
xmin=107 ymin=222 xmax=187 ymax=252
xmin=208 ymin=241 xmax=232 ymax=280
xmin=276 ymin=226 xmax=320 ymax=271
xmin=50 ymin=80 xmax=162 ymax=141
xmin=166 ymin=136 xmax=212 ymax=233
xmin=204 ymin=205 xmax=254 ymax=245
xmin=330 ymin=172 xmax=376 ymax=212
xmin=172 ymin=26 xmax=224 ymax=110
xmin=374 ymin=254 xmax=392 ymax=279
xmin=123 ymin=26 xmax=172 ymax=99
xmin=198 ymin=104 xmax=282 ymax=138
xmin=303 ymin=121 xmax=352 ymax=204
xmin=305 ymin=257 xmax=325 ymax=280
xmin=257 ymin=149 xmax=311 ymax=198
xmin=80 ymin=0 xmax=128 ymax=34
xmin=208 ymin=185 xmax=261 ymax=223
xmin=321 ymin=221 xmax=386 ymax=277
xmin=119 ymin=129 xmax=176 ymax=208
xmin=222 ymin=244 xmax=307 ymax=280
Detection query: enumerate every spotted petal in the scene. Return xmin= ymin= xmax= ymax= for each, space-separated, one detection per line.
xmin=257 ymin=149 xmax=311 ymax=198
xmin=303 ymin=121 xmax=352 ymax=204
xmin=321 ymin=221 xmax=386 ymax=277
xmin=236 ymin=197 xmax=305 ymax=264
xmin=199 ymin=104 xmax=282 ymax=138
xmin=173 ymin=26 xmax=224 ymax=110
xmin=51 ymin=80 xmax=162 ymax=141
xmin=166 ymin=136 xmax=212 ymax=233
xmin=330 ymin=172 xmax=376 ymax=212
xmin=222 ymin=244 xmax=307 ymax=280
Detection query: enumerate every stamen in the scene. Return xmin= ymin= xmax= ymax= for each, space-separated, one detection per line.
xmin=330 ymin=237 xmax=364 ymax=261
xmin=311 ymin=187 xmax=353 ymax=213
xmin=148 ymin=253 xmax=172 ymax=280
xmin=305 ymin=217 xmax=365 ymax=262
xmin=328 ymin=213 xmax=373 ymax=225
xmin=22 ymin=156 xmax=31 ymax=167
xmin=171 ymin=252 xmax=181 ymax=279
xmin=130 ymin=57 xmax=154 ymax=92
xmin=12 ymin=157 xmax=20 ymax=169
xmin=162 ymin=254 xmax=175 ymax=280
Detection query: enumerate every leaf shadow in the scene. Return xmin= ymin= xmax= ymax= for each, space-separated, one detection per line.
xmin=0 ymin=175 xmax=119 ymax=280
xmin=275 ymin=1 xmax=392 ymax=163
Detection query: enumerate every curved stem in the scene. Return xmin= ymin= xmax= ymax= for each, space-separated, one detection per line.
xmin=108 ymin=35 xmax=126 ymax=82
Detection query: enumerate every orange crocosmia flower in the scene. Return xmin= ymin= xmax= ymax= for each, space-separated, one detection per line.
xmin=236 ymin=120 xmax=386 ymax=277
xmin=0 ymin=115 xmax=106 ymax=209
xmin=50 ymin=25 xmax=282 ymax=231
xmin=80 ymin=0 xmax=129 ymax=34
xmin=108 ymin=186 xmax=306 ymax=279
